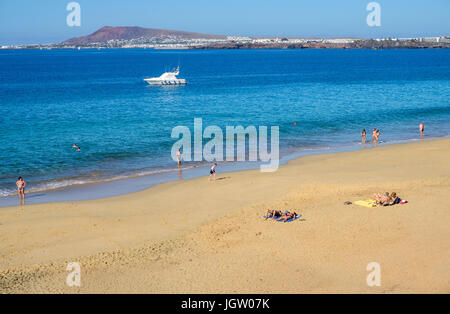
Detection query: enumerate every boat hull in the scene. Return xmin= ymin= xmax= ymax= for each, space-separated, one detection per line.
xmin=144 ymin=79 xmax=187 ymax=86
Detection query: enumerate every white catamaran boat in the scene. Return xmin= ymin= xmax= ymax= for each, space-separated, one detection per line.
xmin=144 ymin=66 xmax=187 ymax=86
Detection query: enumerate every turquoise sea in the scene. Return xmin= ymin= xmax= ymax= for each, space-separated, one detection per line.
xmin=0 ymin=48 xmax=449 ymax=202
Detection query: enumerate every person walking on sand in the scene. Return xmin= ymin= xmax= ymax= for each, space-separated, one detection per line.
xmin=420 ymin=122 xmax=425 ymax=137
xmin=16 ymin=177 xmax=26 ymax=205
xmin=209 ymin=163 xmax=217 ymax=181
xmin=176 ymin=148 xmax=182 ymax=167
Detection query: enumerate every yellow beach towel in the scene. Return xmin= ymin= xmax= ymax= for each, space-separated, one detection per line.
xmin=354 ymin=200 xmax=377 ymax=208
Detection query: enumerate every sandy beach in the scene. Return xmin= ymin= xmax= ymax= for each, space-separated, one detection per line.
xmin=0 ymin=138 xmax=449 ymax=293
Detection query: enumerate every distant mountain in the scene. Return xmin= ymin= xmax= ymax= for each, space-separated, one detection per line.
xmin=62 ymin=26 xmax=226 ymax=45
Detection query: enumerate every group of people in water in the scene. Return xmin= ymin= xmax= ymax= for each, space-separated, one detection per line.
xmin=361 ymin=128 xmax=381 ymax=147
xmin=361 ymin=122 xmax=425 ymax=147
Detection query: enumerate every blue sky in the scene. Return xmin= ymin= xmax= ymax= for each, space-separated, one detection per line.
xmin=0 ymin=0 xmax=449 ymax=45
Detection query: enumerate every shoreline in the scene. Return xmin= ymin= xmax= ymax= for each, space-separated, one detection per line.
xmin=0 ymin=138 xmax=449 ymax=293
xmin=1 ymin=135 xmax=446 ymax=208
xmin=2 ymin=44 xmax=450 ymax=50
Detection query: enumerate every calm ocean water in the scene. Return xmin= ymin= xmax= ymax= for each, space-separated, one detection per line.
xmin=0 ymin=49 xmax=449 ymax=197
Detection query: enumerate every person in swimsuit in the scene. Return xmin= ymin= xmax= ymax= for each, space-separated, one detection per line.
xmin=209 ymin=163 xmax=217 ymax=181
xmin=72 ymin=144 xmax=78 ymax=149
xmin=371 ymin=128 xmax=377 ymax=145
xmin=276 ymin=211 xmax=298 ymax=223
xmin=176 ymin=149 xmax=182 ymax=166
xmin=390 ymin=192 xmax=402 ymax=205
xmin=376 ymin=129 xmax=381 ymax=144
xmin=361 ymin=129 xmax=367 ymax=146
xmin=419 ymin=122 xmax=425 ymax=138
xmin=371 ymin=192 xmax=390 ymax=205
xmin=264 ymin=209 xmax=283 ymax=220
xmin=16 ymin=177 xmax=26 ymax=205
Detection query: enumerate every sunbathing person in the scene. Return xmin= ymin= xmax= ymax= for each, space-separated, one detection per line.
xmin=371 ymin=192 xmax=383 ymax=202
xmin=371 ymin=192 xmax=391 ymax=205
xmin=390 ymin=192 xmax=402 ymax=205
xmin=276 ymin=211 xmax=298 ymax=223
xmin=264 ymin=209 xmax=283 ymax=220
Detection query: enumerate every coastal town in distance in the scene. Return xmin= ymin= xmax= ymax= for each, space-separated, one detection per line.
xmin=2 ymin=26 xmax=450 ymax=50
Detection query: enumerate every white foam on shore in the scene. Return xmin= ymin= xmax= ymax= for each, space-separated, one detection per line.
xmin=0 ymin=164 xmax=202 ymax=198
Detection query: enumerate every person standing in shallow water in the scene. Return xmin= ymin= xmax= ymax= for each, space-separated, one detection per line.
xmin=361 ymin=129 xmax=367 ymax=147
xmin=176 ymin=148 xmax=182 ymax=167
xmin=371 ymin=128 xmax=377 ymax=145
xmin=376 ymin=129 xmax=381 ymax=144
xmin=420 ymin=122 xmax=425 ymax=138
xmin=16 ymin=177 xmax=26 ymax=205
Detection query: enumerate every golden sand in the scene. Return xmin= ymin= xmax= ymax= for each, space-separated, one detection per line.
xmin=0 ymin=138 xmax=449 ymax=293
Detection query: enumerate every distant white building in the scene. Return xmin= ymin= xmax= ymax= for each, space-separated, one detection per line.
xmin=253 ymin=38 xmax=276 ymax=44
xmin=227 ymin=36 xmax=252 ymax=42
xmin=322 ymin=38 xmax=356 ymax=44
xmin=421 ymin=37 xmax=440 ymax=43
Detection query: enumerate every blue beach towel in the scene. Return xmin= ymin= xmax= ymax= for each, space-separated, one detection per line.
xmin=262 ymin=213 xmax=302 ymax=222
xmin=276 ymin=214 xmax=302 ymax=222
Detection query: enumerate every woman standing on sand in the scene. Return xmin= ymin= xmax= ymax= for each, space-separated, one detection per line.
xmin=361 ymin=129 xmax=366 ymax=145
xmin=16 ymin=177 xmax=26 ymax=205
